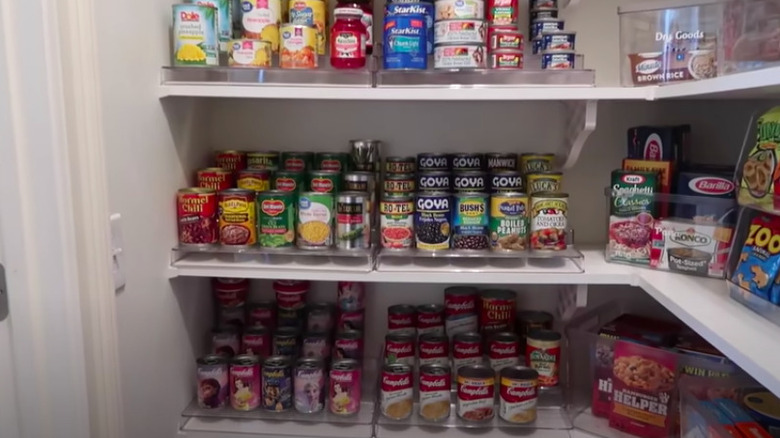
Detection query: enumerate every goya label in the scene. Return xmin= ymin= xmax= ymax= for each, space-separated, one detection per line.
xmin=452 ymin=193 xmax=489 ymax=250
xmin=415 ymin=193 xmax=451 ymax=250
xmin=257 ymin=191 xmax=296 ymax=248
xmin=490 ymin=194 xmax=528 ymax=251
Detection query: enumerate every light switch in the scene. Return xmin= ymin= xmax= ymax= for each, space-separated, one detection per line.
xmin=110 ymin=213 xmax=126 ymax=290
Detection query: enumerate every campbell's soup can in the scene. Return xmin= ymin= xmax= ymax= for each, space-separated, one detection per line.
xmin=213 ymin=278 xmax=249 ymax=308
xmin=337 ymin=309 xmax=365 ymax=332
xmin=241 ymin=326 xmax=272 ymax=358
xmin=453 ymin=332 xmax=483 ymax=373
xmin=338 ymin=281 xmax=365 ymax=312
xmin=247 ymin=301 xmax=276 ymax=328
xmin=499 ymin=366 xmax=538 ymax=424
xmin=479 ymin=289 xmax=516 ymax=335
xmin=197 ymin=355 xmax=229 ymax=409
xmin=387 ymin=304 xmax=416 ymax=336
xmin=273 ymin=327 xmax=301 ymax=359
xmin=333 ymin=329 xmax=364 ymax=361
xmin=329 ymin=359 xmax=362 ymax=416
xmin=418 ymin=333 xmax=449 ymax=367
xmin=302 ymin=332 xmax=331 ymax=361
xmin=380 ymin=363 xmax=414 ymax=420
xmin=384 ymin=333 xmax=415 ymax=366
xmin=416 ymin=304 xmax=445 ymax=337
xmin=444 ymin=286 xmax=478 ymax=338
xmin=450 ymin=153 xmax=484 ymax=171
xmin=488 ymin=332 xmax=520 ymax=374
xmin=457 ymin=364 xmax=495 ymax=421
xmin=419 ymin=364 xmax=452 ymax=421
xmin=230 ymin=355 xmax=261 ymax=411
xmin=307 ymin=303 xmax=335 ymax=333
xmin=217 ymin=305 xmax=246 ymax=330
xmin=212 ymin=327 xmax=241 ymax=357
xmin=274 ymin=280 xmax=310 ymax=310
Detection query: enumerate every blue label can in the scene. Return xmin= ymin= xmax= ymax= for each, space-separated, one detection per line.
xmin=383 ymin=15 xmax=428 ymax=70
xmin=385 ymin=3 xmax=433 ymax=54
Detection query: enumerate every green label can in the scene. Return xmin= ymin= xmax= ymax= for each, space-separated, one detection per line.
xmin=172 ymin=4 xmax=219 ymax=66
xmin=383 ymin=173 xmax=415 ymax=196
xmin=273 ymin=170 xmax=305 ymax=193
xmin=520 ymin=153 xmax=555 ymax=175
xmin=297 ymin=192 xmax=334 ymax=249
xmin=281 ymin=151 xmax=313 ymax=172
xmin=309 ymin=170 xmax=341 ymax=193
xmin=489 ymin=192 xmax=529 ymax=251
xmin=452 ymin=193 xmax=489 ymax=250
xmin=526 ymin=171 xmax=563 ymax=194
xmin=247 ymin=151 xmax=279 ymax=170
xmin=315 ymin=152 xmax=350 ymax=172
xmin=257 ymin=190 xmax=296 ymax=248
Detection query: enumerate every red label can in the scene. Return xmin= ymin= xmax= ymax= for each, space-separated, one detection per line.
xmin=416 ymin=304 xmax=445 ymax=337
xmin=197 ymin=355 xmax=229 ymax=409
xmin=486 ymin=0 xmax=517 ymax=25
xmin=216 ymin=150 xmax=247 ymax=173
xmin=444 ymin=286 xmax=479 ymax=337
xmin=380 ymin=363 xmax=414 ymax=420
xmin=453 ymin=332 xmax=483 ymax=373
xmin=387 ymin=304 xmax=416 ymax=336
xmin=418 ymin=334 xmax=450 ymax=367
xmin=247 ymin=301 xmax=276 ymax=328
xmin=337 ymin=281 xmax=365 ymax=312
xmin=488 ymin=332 xmax=520 ymax=373
xmin=177 ymin=188 xmax=218 ymax=246
xmin=384 ymin=333 xmax=415 ymax=366
xmin=333 ymin=330 xmax=363 ymax=361
xmin=212 ymin=327 xmax=240 ymax=357
xmin=456 ymin=365 xmax=495 ymax=421
xmin=198 ymin=167 xmax=234 ymax=192
xmin=499 ymin=366 xmax=538 ymax=424
xmin=274 ymin=280 xmax=310 ymax=310
xmin=479 ymin=289 xmax=517 ymax=335
xmin=337 ymin=309 xmax=365 ymax=331
xmin=419 ymin=364 xmax=452 ymax=421
xmin=230 ymin=355 xmax=261 ymax=411
xmin=241 ymin=326 xmax=271 ymax=358
xmin=329 ymin=359 xmax=361 ymax=416
xmin=213 ymin=278 xmax=249 ymax=308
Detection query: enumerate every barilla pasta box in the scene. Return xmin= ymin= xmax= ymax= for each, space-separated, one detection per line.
xmin=608 ymin=170 xmax=658 ymax=265
xmin=627 ymin=125 xmax=690 ymax=165
xmin=623 ymin=159 xmax=672 ymax=217
xmin=712 ymin=398 xmax=773 ymax=438
xmin=675 ymin=170 xmax=737 ymax=224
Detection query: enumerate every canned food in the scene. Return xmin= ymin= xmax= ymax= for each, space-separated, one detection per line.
xmin=490 ymin=192 xmax=529 ymax=251
xmin=281 ymin=151 xmax=313 ymax=172
xmin=297 ymin=191 xmax=334 ymax=249
xmin=289 ymin=0 xmax=327 ymax=54
xmin=274 ymin=170 xmax=306 ymax=192
xmin=278 ymin=307 xmax=306 ymax=329
xmin=519 ymin=153 xmax=555 ymax=174
xmin=262 ymin=356 xmax=292 ymax=411
xmin=541 ymin=30 xmax=575 ymax=51
xmin=453 ymin=332 xmax=483 ymax=373
xmin=218 ymin=305 xmax=246 ymax=330
xmin=488 ymin=332 xmax=520 ymax=374
xmin=237 ymin=169 xmax=271 ymax=193
xmin=450 ymin=153 xmax=484 ymax=171
xmin=453 ymin=192 xmax=489 ymax=250
xmin=302 ymin=331 xmax=331 ymax=360
xmin=294 ymin=358 xmax=325 ymax=413
xmin=218 ymin=189 xmax=257 ymax=246
xmin=342 ymin=171 xmax=375 ymax=217
xmin=526 ymin=329 xmax=561 ymax=387
xmin=417 ymin=171 xmax=452 ymax=192
xmin=530 ymin=17 xmax=563 ymax=39
xmin=490 ymin=50 xmax=523 ymax=69
xmin=387 ymin=304 xmax=416 ymax=336
xmin=416 ymin=303 xmax=445 ymax=336
xmin=516 ymin=310 xmax=554 ymax=347
xmin=380 ymin=195 xmax=415 ymax=250
xmin=541 ymin=50 xmax=575 ymax=70
xmin=417 ymin=153 xmax=450 ymax=171
xmin=247 ymin=151 xmax=279 ymax=170
xmin=383 ymin=173 xmax=415 ymax=196
xmin=457 ymin=364 xmax=495 ymax=421
xmin=329 ymin=359 xmax=362 ymax=415
xmin=177 ymin=188 xmax=218 ymax=247
xmin=385 ymin=156 xmax=416 ymax=174
xmin=308 ymin=170 xmax=341 ymax=194
xmin=490 ymin=171 xmax=523 ymax=192
xmin=213 ymin=278 xmax=249 ymax=308
xmin=336 ymin=192 xmax=371 ymax=250
xmin=487 ymin=0 xmax=516 ymax=25
xmin=386 ymin=3 xmax=434 ymax=54
xmin=197 ymin=355 xmax=229 ymax=409
xmin=419 ymin=364 xmax=452 ymax=421
xmin=230 ymin=355 xmax=261 ymax=411
xmin=198 ymin=167 xmax=233 ymax=191
xmin=380 ymin=363 xmax=414 ymax=420
xmin=434 ymin=19 xmax=486 ymax=44
xmin=435 ymin=0 xmax=484 ymax=20
xmin=228 ymin=39 xmax=272 ymax=67
xmin=385 ymin=333 xmax=415 ymax=366
xmin=333 ymin=329 xmax=364 ymax=361
xmin=418 ymin=333 xmax=449 ymax=367
xmin=307 ymin=303 xmax=335 ymax=332
xmin=349 ymin=139 xmax=381 ymax=172
xmin=216 ymin=150 xmax=247 ymax=173
xmin=434 ymin=44 xmax=486 ymax=69
xmin=337 ymin=309 xmax=365 ymax=331
xmin=480 ymin=289 xmax=517 ymax=334
xmin=531 ymin=0 xmax=556 ymax=8
xmin=486 ymin=152 xmax=518 ymax=171
xmin=173 ymin=4 xmax=218 ymax=66
xmin=383 ymin=14 xmax=428 ymax=70
xmin=315 ymin=152 xmax=350 ymax=172
xmin=274 ymin=280 xmax=309 ymax=310
xmin=212 ymin=327 xmax=241 ymax=357
xmin=242 ymin=326 xmax=272 ymax=358
xmin=530 ymin=7 xmax=558 ymax=21
xmin=242 ymin=0 xmax=282 ymax=51
xmin=257 ymin=190 xmax=296 ymax=248
xmin=444 ymin=286 xmax=479 ymax=336
xmin=337 ymin=281 xmax=365 ymax=312
xmin=529 ymin=192 xmax=568 ymax=250
xmin=273 ymin=326 xmax=301 ymax=358
xmin=415 ymin=192 xmax=452 ymax=250
xmin=247 ymin=301 xmax=276 ymax=328
xmin=526 ymin=171 xmax=562 ymax=194
xmin=453 ymin=171 xmax=487 ymax=193
xmin=499 ymin=366 xmax=538 ymax=424
xmin=532 ymin=36 xmax=543 ymax=54
xmin=489 ymin=30 xmax=523 ymax=51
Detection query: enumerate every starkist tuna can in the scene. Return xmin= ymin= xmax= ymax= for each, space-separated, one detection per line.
xmin=386 ymin=2 xmax=433 ymax=54
xmin=383 ymin=15 xmax=428 ymax=70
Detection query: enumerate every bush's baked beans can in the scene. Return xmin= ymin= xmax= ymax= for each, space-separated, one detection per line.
xmin=490 ymin=171 xmax=524 ymax=193
xmin=315 ymin=152 xmax=350 ymax=172
xmin=419 ymin=364 xmax=452 ymax=421
xmin=418 ymin=153 xmax=450 ymax=171
xmin=457 ymin=364 xmax=495 ymax=422
xmin=526 ymin=171 xmax=563 ymax=194
xmin=486 ymin=152 xmax=517 ymax=171
xmin=333 ymin=329 xmax=364 ymax=361
xmin=380 ymin=363 xmax=414 ymax=420
xmin=217 ymin=305 xmax=246 ymax=330
xmin=529 ymin=192 xmax=568 ymax=250
xmin=218 ymin=189 xmax=257 ymax=247
xmin=416 ymin=304 xmax=445 ymax=337
xmin=385 ymin=333 xmax=415 ymax=366
xmin=385 ymin=156 xmax=416 ymax=174
xmin=197 ymin=354 xmax=229 ymax=409
xmin=520 ymin=153 xmax=555 ymax=174
xmin=237 ymin=169 xmax=272 ymax=193
xmin=273 ymin=326 xmax=301 ymax=359
xmin=247 ymin=301 xmax=276 ymax=328
xmin=198 ymin=167 xmax=234 ymax=191
xmin=516 ymin=310 xmax=553 ymax=348
xmin=383 ymin=173 xmax=416 ymax=196
xmin=526 ymin=329 xmax=561 ymax=387
xmin=499 ymin=366 xmax=538 ymax=424
xmin=177 ymin=188 xmax=218 ymax=247
xmin=450 ymin=153 xmax=484 ymax=171
xmin=262 ymin=356 xmax=293 ymax=411
xmin=302 ymin=331 xmax=331 ymax=361
xmin=329 ymin=359 xmax=361 ymax=416
xmin=216 ymin=150 xmax=247 ymax=173
xmin=453 ymin=171 xmax=487 ymax=193
xmin=294 ymin=358 xmax=325 ymax=414
xmin=273 ymin=170 xmax=305 ymax=193
xmin=247 ymin=151 xmax=279 ymax=170
xmin=387 ymin=304 xmax=416 ymax=335
xmin=213 ymin=277 xmax=249 ymax=308
xmin=453 ymin=332 xmax=483 ymax=373
xmin=337 ymin=309 xmax=365 ymax=331
xmin=488 ymin=331 xmax=520 ymax=374
xmin=418 ymin=333 xmax=450 ymax=367
xmin=307 ymin=302 xmax=335 ymax=332
xmin=281 ymin=151 xmax=313 ymax=172
xmin=479 ymin=289 xmax=517 ymax=335
xmin=336 ymin=192 xmax=371 ymax=250
xmin=241 ymin=326 xmax=272 ymax=358
xmin=230 ymin=354 xmax=261 ymax=411
xmin=212 ymin=327 xmax=241 ymax=357
xmin=337 ymin=281 xmax=365 ymax=312
xmin=444 ymin=286 xmax=479 ymax=337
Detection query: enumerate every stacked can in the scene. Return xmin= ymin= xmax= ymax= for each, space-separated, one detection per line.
xmin=486 ymin=0 xmax=523 ymax=69
xmin=383 ymin=1 xmax=430 ymax=70
xmin=528 ymin=0 xmax=576 ymax=70
xmin=433 ymin=0 xmax=486 ymax=69
xmin=335 ymin=282 xmax=366 ymax=361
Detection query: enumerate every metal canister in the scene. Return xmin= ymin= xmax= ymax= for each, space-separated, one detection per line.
xmin=486 ymin=152 xmax=517 ymax=171
xmin=444 ymin=286 xmax=479 ymax=337
xmin=380 ymin=363 xmax=414 ymax=420
xmin=419 ymin=364 xmax=452 ymax=421
xmin=456 ymin=364 xmax=495 ymax=421
xmin=273 ymin=326 xmax=301 ymax=358
xmin=416 ymin=304 xmax=445 ymax=337
xmin=452 ymin=192 xmax=489 ymax=251
xmin=329 ymin=359 xmax=362 ymax=416
xmin=529 ymin=192 xmax=568 ymax=250
xmin=489 ymin=192 xmax=529 ymax=252
xmin=526 ymin=171 xmax=563 ymax=194
xmin=479 ymin=289 xmax=517 ymax=335
xmin=350 ymin=139 xmax=381 ymax=172
xmin=273 ymin=170 xmax=306 ymax=193
xmin=302 ymin=331 xmax=331 ymax=361
xmin=197 ymin=354 xmax=229 ymax=409
xmin=315 ymin=152 xmax=350 ymax=172
xmin=237 ymin=169 xmax=272 ymax=193
xmin=519 ymin=153 xmax=555 ymax=174
xmin=383 ymin=173 xmax=415 ymax=196
xmin=197 ymin=167 xmax=234 ymax=191
xmin=452 ymin=332 xmax=483 ymax=373
xmin=294 ymin=358 xmax=326 ymax=413
xmin=281 ymin=151 xmax=313 ymax=172
xmin=490 ymin=170 xmax=523 ymax=192
xmin=336 ymin=192 xmax=371 ymax=250
xmin=417 ymin=171 xmax=452 ymax=192
xmin=297 ymin=191 xmax=334 ymax=249
xmin=526 ymin=329 xmax=561 ymax=387
xmin=387 ymin=304 xmax=416 ymax=336
xmin=177 ymin=188 xmax=218 ymax=247
xmin=257 ymin=190 xmax=296 ymax=248
xmin=247 ymin=151 xmax=279 ymax=170
xmin=218 ymin=188 xmax=257 ymax=246
xmin=216 ymin=150 xmax=247 ymax=173
xmin=380 ymin=195 xmax=415 ymax=250
xmin=230 ymin=354 xmax=261 ymax=411
xmin=309 ymin=170 xmax=342 ymax=193
xmin=384 ymin=333 xmax=415 ymax=366
xmin=487 ymin=331 xmax=520 ymax=374
xmin=450 ymin=153 xmax=484 ymax=171
xmin=333 ymin=329 xmax=364 ymax=361
xmin=262 ymin=356 xmax=293 ymax=411
xmin=385 ymin=156 xmax=416 ymax=174
xmin=241 ymin=326 xmax=272 ymax=358
xmin=418 ymin=333 xmax=449 ymax=367
xmin=499 ymin=366 xmax=538 ymax=424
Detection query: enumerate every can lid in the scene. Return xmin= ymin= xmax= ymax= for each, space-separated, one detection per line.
xmin=389 ymin=304 xmax=416 ymax=314
xmin=480 ymin=289 xmax=517 ymax=299
xmin=275 ymin=326 xmax=302 ymax=336
xmin=244 ymin=326 xmax=270 ymax=335
xmin=444 ymin=285 xmax=478 ymax=296
xmin=416 ymin=303 xmax=444 ymax=313
xmin=178 ymin=187 xmax=216 ymax=195
xmin=420 ymin=363 xmax=451 ymax=375
xmin=383 ymin=363 xmax=412 ymax=374
xmin=528 ymin=329 xmax=562 ymax=341
xmin=332 ymin=358 xmax=359 ymax=370
xmin=264 ymin=355 xmax=291 ymax=367
xmin=541 ymin=49 xmax=575 ymax=55
xmin=198 ymin=354 xmax=228 ymax=365
xmin=336 ymin=329 xmax=363 ymax=339
xmin=296 ymin=357 xmax=325 ymax=368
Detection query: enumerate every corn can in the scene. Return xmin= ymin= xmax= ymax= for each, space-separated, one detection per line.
xmin=288 ymin=0 xmax=327 ymax=55
xmin=297 ymin=191 xmax=334 ymax=249
xmin=218 ymin=189 xmax=257 ymax=246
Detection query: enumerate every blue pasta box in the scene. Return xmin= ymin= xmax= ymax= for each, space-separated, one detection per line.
xmin=675 ymin=170 xmax=737 ymax=224
xmin=627 ymin=125 xmax=690 ymax=164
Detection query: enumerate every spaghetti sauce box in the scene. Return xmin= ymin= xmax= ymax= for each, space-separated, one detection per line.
xmin=608 ymin=170 xmax=658 ymax=265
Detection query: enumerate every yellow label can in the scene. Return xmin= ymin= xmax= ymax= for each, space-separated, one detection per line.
xmin=288 ymin=0 xmax=326 ymax=55
xmin=228 ymin=39 xmax=272 ymax=67
xmin=279 ymin=24 xmax=318 ymax=69
xmin=241 ymin=0 xmax=282 ymax=51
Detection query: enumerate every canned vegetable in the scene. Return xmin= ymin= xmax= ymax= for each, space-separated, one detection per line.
xmin=257 ymin=190 xmax=296 ymax=248
xmin=297 ymin=191 xmax=334 ymax=249
xmin=218 ymin=189 xmax=257 ymax=246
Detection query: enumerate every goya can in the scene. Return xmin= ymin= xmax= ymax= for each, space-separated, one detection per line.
xmin=241 ymin=0 xmax=282 ymax=51
xmin=383 ymin=15 xmax=428 ymax=70
xmin=237 ymin=169 xmax=271 ymax=193
xmin=333 ymin=329 xmax=364 ymax=361
xmin=218 ymin=189 xmax=257 ymax=246
xmin=490 ymin=192 xmax=529 ymax=251
xmin=257 ymin=190 xmax=296 ymax=248
xmin=177 ymin=188 xmax=218 ymax=247
xmin=197 ymin=167 xmax=233 ymax=191
xmin=247 ymin=151 xmax=279 ymax=170
xmin=172 ymin=4 xmax=218 ymax=67
xmin=329 ymin=359 xmax=362 ymax=416
xmin=380 ymin=363 xmax=414 ymax=420
xmin=520 ymin=153 xmax=555 ymax=174
xmin=280 ymin=23 xmax=318 ymax=69
xmin=419 ymin=364 xmax=452 ymax=421
xmin=418 ymin=333 xmax=449 ymax=367
xmin=385 ymin=156 xmax=416 ymax=174
xmin=418 ymin=153 xmax=450 ymax=171
xmin=385 ymin=333 xmax=415 ymax=366
xmin=386 ymin=2 xmax=434 ymax=54
xmin=215 ymin=150 xmax=247 ymax=173
xmin=453 ymin=332 xmax=483 ymax=373
xmin=499 ymin=366 xmax=538 ymax=424
xmin=415 ymin=192 xmax=451 ymax=250
xmin=230 ymin=355 xmax=261 ymax=411
xmin=262 ymin=356 xmax=293 ymax=411
xmin=444 ymin=286 xmax=479 ymax=337
xmin=241 ymin=326 xmax=272 ymax=357
xmin=315 ymin=152 xmax=350 ymax=172
xmin=529 ymin=192 xmax=568 ymax=250
xmin=336 ymin=192 xmax=371 ymax=250
xmin=526 ymin=329 xmax=561 ymax=387
xmin=383 ymin=173 xmax=415 ymax=196
xmin=387 ymin=304 xmax=416 ymax=336
xmin=480 ymin=289 xmax=516 ymax=335
xmin=526 ymin=171 xmax=562 ymax=194
xmin=294 ymin=358 xmax=326 ymax=413
xmin=451 ymin=153 xmax=484 ymax=171
xmin=453 ymin=171 xmax=487 ymax=193
xmin=490 ymin=170 xmax=523 ymax=192
xmin=297 ymin=192 xmax=334 ymax=249
xmin=416 ymin=304 xmax=445 ymax=337
xmin=274 ymin=170 xmax=305 ymax=192
xmin=453 ymin=192 xmax=489 ymax=250
xmin=457 ymin=365 xmax=495 ymax=422
xmin=486 ymin=152 xmax=518 ymax=171
xmin=197 ymin=355 xmax=229 ymax=409
xmin=289 ymin=0 xmax=327 ymax=55
xmin=487 ymin=332 xmax=520 ymax=374
xmin=282 ymin=151 xmax=313 ymax=172
xmin=309 ymin=170 xmax=341 ymax=193
xmin=380 ymin=195 xmax=414 ymax=250
xmin=417 ymin=171 xmax=452 ymax=192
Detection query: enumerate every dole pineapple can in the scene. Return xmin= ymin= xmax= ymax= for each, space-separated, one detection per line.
xmin=173 ymin=4 xmax=219 ymax=66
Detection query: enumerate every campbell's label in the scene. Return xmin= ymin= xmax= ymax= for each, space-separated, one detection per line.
xmin=385 ymin=339 xmax=415 ymax=366
xmin=453 ymin=341 xmax=482 ymax=359
xmin=388 ymin=313 xmax=415 ymax=335
xmin=419 ymin=339 xmax=449 ymax=367
xmin=420 ymin=371 xmax=452 ymax=419
xmin=499 ymin=377 xmax=538 ymax=423
xmin=330 ymin=368 xmax=357 ymax=384
xmin=380 ymin=367 xmax=413 ymax=418
xmin=241 ymin=333 xmax=271 ymax=357
xmin=337 ymin=310 xmax=364 ymax=331
xmin=445 ymin=293 xmax=477 ymax=316
xmin=457 ymin=376 xmax=495 ymax=420
xmin=248 ymin=305 xmax=275 ymax=327
xmin=416 ymin=310 xmax=444 ymax=337
xmin=381 ymin=370 xmax=413 ymax=392
xmin=333 ymin=337 xmax=363 ymax=360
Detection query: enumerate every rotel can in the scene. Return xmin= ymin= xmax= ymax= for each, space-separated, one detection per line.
xmin=294 ymin=358 xmax=326 ymax=413
xmin=216 ymin=150 xmax=247 ymax=173
xmin=385 ymin=333 xmax=415 ymax=366
xmin=457 ymin=364 xmax=495 ymax=421
xmin=387 ymin=304 xmax=416 ymax=336
xmin=386 ymin=156 xmax=416 ymax=174
xmin=329 ymin=359 xmax=362 ymax=416
xmin=197 ymin=354 xmax=229 ymax=409
xmin=444 ymin=286 xmax=479 ymax=337
xmin=418 ymin=333 xmax=449 ymax=367
xmin=488 ymin=332 xmax=520 ymax=374
xmin=198 ymin=167 xmax=234 ymax=191
xmin=230 ymin=354 xmax=261 ymax=411
xmin=419 ymin=364 xmax=452 ymax=421
xmin=333 ymin=329 xmax=364 ymax=361
xmin=499 ymin=366 xmax=538 ymax=424
xmin=453 ymin=332 xmax=483 ymax=373
xmin=177 ymin=188 xmax=218 ymax=247
xmin=479 ymin=289 xmax=517 ymax=335
xmin=262 ymin=356 xmax=293 ymax=411
xmin=241 ymin=326 xmax=272 ymax=358
xmin=416 ymin=304 xmax=445 ymax=337
xmin=384 ymin=173 xmax=416 ymax=196
xmin=380 ymin=363 xmax=414 ymax=420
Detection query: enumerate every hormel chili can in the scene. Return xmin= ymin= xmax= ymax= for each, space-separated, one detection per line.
xmin=456 ymin=364 xmax=495 ymax=422
xmin=213 ymin=278 xmax=249 ymax=308
xmin=416 ymin=304 xmax=445 ymax=337
xmin=418 ymin=333 xmax=450 ymax=367
xmin=380 ymin=363 xmax=414 ymax=420
xmin=479 ymin=289 xmax=517 ymax=335
xmin=488 ymin=332 xmax=520 ymax=374
xmin=329 ymin=359 xmax=361 ymax=416
xmin=241 ymin=326 xmax=271 ymax=358
xmin=215 ymin=150 xmax=247 ymax=173
xmin=499 ymin=366 xmax=538 ymax=424
xmin=419 ymin=364 xmax=452 ymax=422
xmin=453 ymin=332 xmax=483 ymax=373
xmin=337 ymin=309 xmax=365 ymax=332
xmin=247 ymin=301 xmax=276 ymax=328
xmin=198 ymin=167 xmax=234 ymax=191
xmin=444 ymin=286 xmax=478 ymax=338
xmin=385 ymin=333 xmax=415 ymax=366
xmin=388 ymin=304 xmax=416 ymax=336
xmin=333 ymin=329 xmax=364 ymax=361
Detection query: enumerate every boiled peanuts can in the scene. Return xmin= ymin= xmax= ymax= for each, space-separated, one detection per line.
xmin=490 ymin=192 xmax=529 ymax=251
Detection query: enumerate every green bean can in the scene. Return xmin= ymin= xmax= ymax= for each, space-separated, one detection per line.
xmin=297 ymin=192 xmax=334 ymax=249
xmin=309 ymin=170 xmax=341 ymax=193
xmin=247 ymin=151 xmax=279 ymax=170
xmin=315 ymin=152 xmax=350 ymax=172
xmin=274 ymin=170 xmax=305 ymax=193
xmin=281 ymin=151 xmax=313 ymax=172
xmin=257 ymin=190 xmax=296 ymax=248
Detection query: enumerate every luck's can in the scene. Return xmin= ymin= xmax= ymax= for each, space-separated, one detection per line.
xmin=490 ymin=170 xmax=523 ymax=192
xmin=380 ymin=363 xmax=414 ymax=420
xmin=387 ymin=304 xmax=416 ymax=336
xmin=479 ymin=289 xmax=517 ymax=335
xmin=282 ymin=151 xmax=313 ymax=172
xmin=336 ymin=192 xmax=371 ymax=250
xmin=247 ymin=151 xmax=279 ymax=170
xmin=516 ymin=310 xmax=554 ymax=349
xmin=417 ymin=171 xmax=452 ymax=192
xmin=215 ymin=150 xmax=247 ymax=173
xmin=385 ymin=156 xmax=416 ymax=174
xmin=453 ymin=332 xmax=483 ymax=373
xmin=526 ymin=171 xmax=562 ymax=194
xmin=486 ymin=152 xmax=518 ymax=171
xmin=302 ymin=331 xmax=331 ymax=361
xmin=444 ymin=286 xmax=479 ymax=337
xmin=262 ymin=356 xmax=293 ymax=411
xmin=489 ymin=192 xmax=529 ymax=251
xmin=385 ymin=333 xmax=415 ymax=366
xmin=529 ymin=192 xmax=568 ymax=250
xmin=297 ymin=191 xmax=334 ymax=249
xmin=237 ymin=169 xmax=272 ymax=193
xmin=418 ymin=333 xmax=449 ymax=367
xmin=380 ymin=195 xmax=414 ymax=250
xmin=487 ymin=332 xmax=520 ymax=374
xmin=383 ymin=173 xmax=415 ymax=196
xmin=416 ymin=303 xmax=445 ymax=337
xmin=415 ymin=192 xmax=451 ymax=250
xmin=417 ymin=153 xmax=450 ymax=171
xmin=453 ymin=171 xmax=487 ymax=193
xmin=419 ymin=364 xmax=452 ymax=421
xmin=197 ymin=167 xmax=234 ymax=191
xmin=247 ymin=301 xmax=276 ymax=328
xmin=172 ymin=4 xmax=218 ymax=66
xmin=309 ymin=170 xmax=341 ymax=194
xmin=294 ymin=358 xmax=326 ymax=413
xmin=315 ymin=152 xmax=350 ymax=172
xmin=337 ymin=309 xmax=365 ymax=332
xmin=337 ymin=281 xmax=365 ymax=312
xmin=333 ymin=329 xmax=364 ymax=361
xmin=218 ymin=189 xmax=257 ymax=246
xmin=451 ymin=153 xmax=484 ymax=171
xmin=212 ymin=327 xmax=240 ymax=357
xmin=257 ymin=190 xmax=296 ymax=248
xmin=230 ymin=355 xmax=261 ymax=411
xmin=307 ymin=302 xmax=335 ymax=332
xmin=525 ymin=329 xmax=561 ymax=387
xmin=197 ymin=354 xmax=229 ymax=409
xmin=273 ymin=170 xmax=306 ymax=193
xmin=499 ymin=366 xmax=538 ymax=424
xmin=241 ymin=326 xmax=272 ymax=358
xmin=273 ymin=326 xmax=301 ymax=358
xmin=456 ymin=364 xmax=495 ymax=422
xmin=452 ymin=192 xmax=489 ymax=250
xmin=520 ymin=153 xmax=555 ymax=174
xmin=177 ymin=188 xmax=218 ymax=247
xmin=329 ymin=359 xmax=362 ymax=416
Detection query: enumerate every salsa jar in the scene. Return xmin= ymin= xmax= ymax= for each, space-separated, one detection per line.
xmin=330 ymin=6 xmax=367 ymax=69
xmin=218 ymin=189 xmax=257 ymax=247
xmin=178 ymin=188 xmax=218 ymax=247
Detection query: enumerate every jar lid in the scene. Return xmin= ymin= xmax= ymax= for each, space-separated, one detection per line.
xmin=334 ymin=6 xmax=364 ymax=16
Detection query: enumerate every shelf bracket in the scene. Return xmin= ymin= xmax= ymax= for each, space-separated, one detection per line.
xmin=557 ymin=284 xmax=588 ymax=321
xmin=560 ymin=100 xmax=597 ymax=170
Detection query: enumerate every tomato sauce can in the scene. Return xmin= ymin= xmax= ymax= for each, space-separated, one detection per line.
xmin=529 ymin=192 xmax=568 ymax=250
xmin=247 ymin=301 xmax=276 ymax=328
xmin=419 ymin=364 xmax=452 ymax=421
xmin=333 ymin=329 xmax=364 ymax=361
xmin=242 ymin=326 xmax=272 ymax=358
xmin=499 ymin=366 xmax=538 ymax=424
xmin=217 ymin=305 xmax=246 ymax=330
xmin=213 ymin=277 xmax=249 ymax=308
xmin=230 ymin=354 xmax=261 ymax=411
xmin=416 ymin=304 xmax=445 ymax=337
xmin=273 ymin=326 xmax=301 ymax=358
xmin=453 ymin=332 xmax=483 ymax=373
xmin=274 ymin=280 xmax=309 ymax=310
xmin=380 ymin=195 xmax=414 ymax=250
xmin=526 ymin=171 xmax=563 ymax=194
xmin=294 ymin=358 xmax=326 ymax=413
xmin=520 ymin=153 xmax=555 ymax=174
xmin=384 ymin=173 xmax=416 ymax=196
xmin=307 ymin=302 xmax=335 ymax=332
xmin=273 ymin=170 xmax=306 ymax=193
xmin=257 ymin=190 xmax=296 ymax=248
xmin=385 ymin=156 xmax=416 ymax=174
xmin=487 ymin=0 xmax=516 ymax=25
xmin=247 ymin=151 xmax=279 ymax=170
xmin=309 ymin=170 xmax=342 ymax=193
xmin=418 ymin=333 xmax=449 ymax=367
xmin=444 ymin=286 xmax=479 ymax=337
xmin=336 ymin=192 xmax=371 ymax=250
xmin=281 ymin=151 xmax=313 ymax=172
xmin=337 ymin=281 xmax=365 ymax=312
xmin=488 ymin=332 xmax=520 ymax=374
xmin=237 ymin=169 xmax=272 ymax=193
xmin=315 ymin=152 xmax=350 ymax=172
xmin=218 ymin=189 xmax=257 ymax=247
xmin=262 ymin=356 xmax=292 ymax=411
xmin=297 ymin=192 xmax=335 ymax=249
xmin=329 ymin=359 xmax=362 ymax=416
xmin=457 ymin=364 xmax=495 ymax=421
xmin=215 ymin=150 xmax=247 ymax=173
xmin=212 ymin=327 xmax=241 ymax=357
xmin=490 ymin=171 xmax=524 ymax=192
xmin=384 ymin=333 xmax=415 ymax=366
xmin=177 ymin=188 xmax=218 ymax=247
xmin=380 ymin=363 xmax=414 ymax=420
xmin=479 ymin=289 xmax=517 ymax=335
xmin=486 ymin=152 xmax=518 ymax=171
xmin=337 ymin=309 xmax=365 ymax=331
xmin=387 ymin=304 xmax=416 ymax=335
xmin=198 ymin=167 xmax=234 ymax=191
xmin=526 ymin=329 xmax=561 ymax=387
xmin=197 ymin=354 xmax=229 ymax=409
